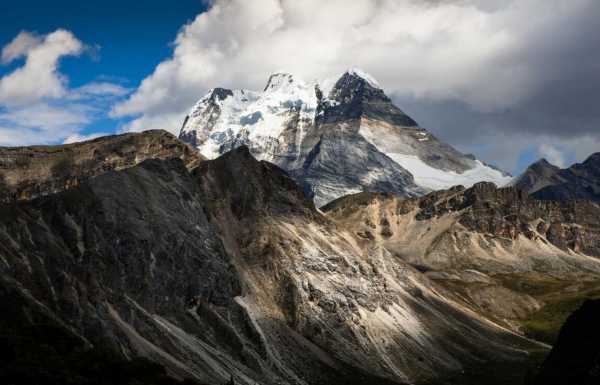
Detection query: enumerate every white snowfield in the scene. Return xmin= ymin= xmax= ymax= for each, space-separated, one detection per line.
xmin=186 ymin=73 xmax=319 ymax=161
xmin=182 ymin=69 xmax=512 ymax=195
xmin=386 ymin=153 xmax=512 ymax=191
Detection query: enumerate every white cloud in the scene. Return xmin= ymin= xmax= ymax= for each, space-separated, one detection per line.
xmin=0 ymin=29 xmax=84 ymax=105
xmin=0 ymin=29 xmax=128 ymax=146
xmin=111 ymin=0 xmax=598 ymax=174
xmin=63 ymin=132 xmax=109 ymax=144
xmin=1 ymin=31 xmax=42 ymax=64
xmin=73 ymin=82 xmax=131 ymax=98
xmin=113 ymin=0 xmax=590 ymax=133
xmin=537 ymin=143 xmax=566 ymax=168
xmin=0 ymin=103 xmax=93 ymax=130
xmin=538 ymin=136 xmax=600 ymax=168
xmin=0 ymin=103 xmax=94 ymax=146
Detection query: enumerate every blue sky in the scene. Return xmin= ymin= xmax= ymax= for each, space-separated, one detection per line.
xmin=0 ymin=0 xmax=205 ymax=84
xmin=0 ymin=0 xmax=598 ymax=175
xmin=0 ymin=0 xmax=206 ymax=142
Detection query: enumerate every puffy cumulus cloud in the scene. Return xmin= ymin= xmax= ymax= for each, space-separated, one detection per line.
xmin=0 ymin=30 xmax=128 ymax=146
xmin=1 ymin=31 xmax=42 ymax=64
xmin=113 ymin=0 xmax=600 ymax=173
xmin=113 ymin=0 xmax=520 ymax=130
xmin=0 ymin=30 xmax=83 ymax=105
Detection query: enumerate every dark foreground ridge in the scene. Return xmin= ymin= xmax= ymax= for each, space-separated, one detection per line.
xmin=533 ymin=299 xmax=600 ymax=385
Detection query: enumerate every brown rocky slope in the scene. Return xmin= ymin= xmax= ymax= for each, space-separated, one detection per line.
xmin=323 ymin=183 xmax=600 ymax=340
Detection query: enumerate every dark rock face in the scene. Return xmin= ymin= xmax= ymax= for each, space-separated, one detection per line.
xmin=291 ymin=128 xmax=422 ymax=204
xmin=194 ymin=145 xmax=317 ymax=218
xmin=511 ymin=159 xmax=561 ymax=194
xmin=514 ymin=153 xmax=600 ymax=202
xmin=0 ymin=140 xmax=407 ymax=385
xmin=316 ymin=72 xmax=417 ymax=127
xmin=534 ymin=299 xmax=600 ymax=385
xmin=0 ymin=157 xmax=240 ymax=383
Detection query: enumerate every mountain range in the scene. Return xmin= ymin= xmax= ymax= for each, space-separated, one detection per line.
xmin=512 ymin=153 xmax=600 ymax=202
xmin=1 ymin=130 xmax=599 ymax=385
xmin=179 ymin=70 xmax=511 ymax=206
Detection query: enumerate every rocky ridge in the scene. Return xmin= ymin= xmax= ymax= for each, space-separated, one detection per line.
xmin=0 ymin=132 xmax=545 ymax=385
xmin=323 ymin=183 xmax=600 ymax=334
xmin=0 ymin=130 xmax=202 ymax=202
xmin=513 ymin=153 xmax=600 ymax=202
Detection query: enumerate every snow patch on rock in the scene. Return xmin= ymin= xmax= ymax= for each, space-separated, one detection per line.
xmin=387 ymin=153 xmax=512 ymax=191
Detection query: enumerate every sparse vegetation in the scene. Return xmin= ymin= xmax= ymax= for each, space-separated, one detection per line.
xmin=494 ymin=274 xmax=600 ymax=345
xmin=522 ymin=288 xmax=600 ymax=345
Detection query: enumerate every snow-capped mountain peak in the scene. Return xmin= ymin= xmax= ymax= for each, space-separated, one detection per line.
xmin=263 ymin=72 xmax=299 ymax=92
xmin=180 ymin=71 xmax=511 ymax=205
xmin=346 ymin=68 xmax=382 ymax=89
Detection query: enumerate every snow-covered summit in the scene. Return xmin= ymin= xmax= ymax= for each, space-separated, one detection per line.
xmin=347 ymin=68 xmax=381 ymax=89
xmin=180 ymin=70 xmax=511 ymax=205
xmin=263 ymin=72 xmax=298 ymax=92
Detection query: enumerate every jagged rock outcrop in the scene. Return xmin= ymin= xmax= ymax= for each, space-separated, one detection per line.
xmin=324 ymin=182 xmax=600 ymax=268
xmin=323 ymin=183 xmax=600 ymax=335
xmin=513 ymin=153 xmax=600 ymax=202
xmin=179 ymin=70 xmax=510 ymax=206
xmin=0 ymin=130 xmax=202 ymax=202
xmin=0 ymin=134 xmax=543 ymax=385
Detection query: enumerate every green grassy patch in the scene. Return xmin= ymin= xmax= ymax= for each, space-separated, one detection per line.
xmin=521 ymin=287 xmax=600 ymax=345
xmin=438 ymin=273 xmax=600 ymax=346
xmin=494 ymin=273 xmax=600 ymax=345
